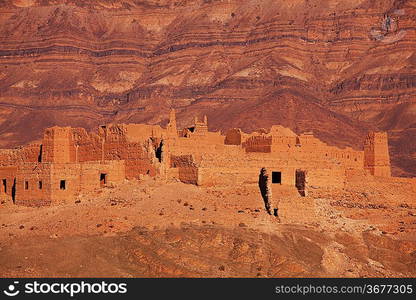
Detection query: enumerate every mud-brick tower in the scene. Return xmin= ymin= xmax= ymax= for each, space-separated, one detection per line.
xmin=41 ymin=127 xmax=72 ymax=163
xmin=193 ymin=115 xmax=208 ymax=134
xmin=167 ymin=109 xmax=177 ymax=135
xmin=158 ymin=109 xmax=178 ymax=178
xmin=364 ymin=132 xmax=391 ymax=177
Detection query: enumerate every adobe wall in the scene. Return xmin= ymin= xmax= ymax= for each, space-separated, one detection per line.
xmin=70 ymin=128 xmax=101 ymax=162
xmin=271 ymin=136 xmax=298 ymax=151
xmin=194 ymin=163 xmax=346 ymax=191
xmin=241 ymin=130 xmax=364 ymax=171
xmin=15 ymin=163 xmax=52 ymax=207
xmin=42 ymin=127 xmax=72 ymax=163
xmin=196 ymin=167 xmax=259 ymax=186
xmin=95 ymin=125 xmax=161 ymax=178
xmin=49 ymin=161 xmax=126 ymax=204
xmin=195 ymin=165 xmax=297 ymax=188
xmin=0 ymin=166 xmax=17 ymax=203
xmin=0 ymin=143 xmax=41 ymax=166
xmin=104 ymin=140 xmax=156 ymax=178
xmin=178 ymin=167 xmax=199 ymax=185
xmin=168 ymin=136 xmax=233 ymax=173
xmin=180 ymin=145 xmax=349 ymax=189
xmin=20 ymin=143 xmax=43 ymax=163
xmin=48 ymin=163 xmax=81 ymax=204
xmin=121 ymin=124 xmax=166 ymax=143
xmin=243 ymin=136 xmax=272 ymax=153
xmin=13 ymin=160 xmax=126 ymax=207
xmin=42 ymin=126 xmax=158 ymax=180
xmin=224 ymin=128 xmax=242 ymax=145
xmin=293 ymin=140 xmax=363 ymax=169
xmin=170 ymin=155 xmax=198 ymax=184
xmin=79 ymin=161 xmax=126 ymax=191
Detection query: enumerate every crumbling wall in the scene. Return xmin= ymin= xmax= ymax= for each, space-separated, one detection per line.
xmin=13 ymin=160 xmax=126 ymax=207
xmin=194 ymin=155 xmax=297 ymax=188
xmin=188 ymin=116 xmax=208 ymax=136
xmin=243 ymin=136 xmax=272 ymax=153
xmin=123 ymin=124 xmax=165 ymax=143
xmin=48 ymin=161 xmax=126 ymax=204
xmin=105 ymin=141 xmax=155 ymax=178
xmin=295 ymin=169 xmax=308 ymax=197
xmin=179 ymin=167 xmax=199 ymax=185
xmin=169 ymin=136 xmax=228 ymax=160
xmin=0 ymin=166 xmax=17 ymax=204
xmin=15 ymin=163 xmax=52 ymax=207
xmin=170 ymin=155 xmax=198 ymax=184
xmin=169 ymin=128 xmax=359 ymax=191
xmin=364 ymin=132 xmax=391 ymax=177
xmin=225 ymin=128 xmax=242 ymax=145
xmin=44 ymin=126 xmax=158 ymax=179
xmin=71 ymin=128 xmax=100 ymax=162
xmin=21 ymin=143 xmax=43 ymax=163
xmin=0 ymin=143 xmax=42 ymax=166
xmin=258 ymin=168 xmax=275 ymax=215
xmin=49 ymin=163 xmax=82 ymax=204
xmin=196 ymin=167 xmax=258 ymax=186
xmin=79 ymin=161 xmax=126 ymax=191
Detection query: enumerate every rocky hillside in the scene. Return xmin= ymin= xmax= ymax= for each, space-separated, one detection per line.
xmin=0 ymin=0 xmax=415 ymax=176
xmin=1 ymin=177 xmax=415 ymax=277
xmin=2 ymin=225 xmax=415 ymax=277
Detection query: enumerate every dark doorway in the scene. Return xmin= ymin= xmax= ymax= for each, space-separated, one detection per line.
xmin=60 ymin=180 xmax=66 ymax=190
xmin=39 ymin=181 xmax=43 ymax=190
xmin=11 ymin=179 xmax=16 ymax=203
xmin=2 ymin=179 xmax=6 ymax=194
xmin=295 ymin=170 xmax=307 ymax=197
xmin=100 ymin=173 xmax=107 ymax=186
xmin=272 ymin=172 xmax=282 ymax=184
xmin=25 ymin=181 xmax=29 ymax=190
xmin=273 ymin=208 xmax=278 ymax=217
xmin=38 ymin=145 xmax=43 ymax=162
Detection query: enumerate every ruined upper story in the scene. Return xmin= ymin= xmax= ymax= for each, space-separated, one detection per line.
xmin=217 ymin=125 xmax=364 ymax=171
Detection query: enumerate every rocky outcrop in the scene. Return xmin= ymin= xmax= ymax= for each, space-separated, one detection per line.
xmin=1 ymin=225 xmax=415 ymax=277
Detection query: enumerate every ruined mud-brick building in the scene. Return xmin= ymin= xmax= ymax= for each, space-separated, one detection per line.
xmin=0 ymin=110 xmax=396 ymax=209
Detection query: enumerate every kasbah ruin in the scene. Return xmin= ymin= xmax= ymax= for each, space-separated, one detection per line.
xmin=0 ymin=109 xmax=414 ymax=222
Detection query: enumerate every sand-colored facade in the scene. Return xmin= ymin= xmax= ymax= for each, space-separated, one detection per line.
xmin=0 ymin=110 xmax=395 ymax=207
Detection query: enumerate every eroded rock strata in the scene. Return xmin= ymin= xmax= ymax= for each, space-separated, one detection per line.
xmin=0 ymin=0 xmax=415 ymax=176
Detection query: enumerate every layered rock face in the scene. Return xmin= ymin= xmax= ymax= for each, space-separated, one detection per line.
xmin=0 ymin=0 xmax=415 ymax=176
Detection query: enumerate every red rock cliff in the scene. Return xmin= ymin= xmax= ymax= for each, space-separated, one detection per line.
xmin=0 ymin=0 xmax=415 ymax=176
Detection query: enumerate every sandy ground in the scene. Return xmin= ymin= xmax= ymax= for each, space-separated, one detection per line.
xmin=0 ymin=177 xmax=415 ymax=277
